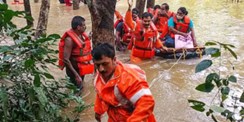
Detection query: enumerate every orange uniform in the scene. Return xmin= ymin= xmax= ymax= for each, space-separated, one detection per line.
xmin=155 ymin=11 xmax=174 ymax=38
xmin=94 ymin=61 xmax=156 ymax=122
xmin=125 ymin=10 xmax=163 ymax=59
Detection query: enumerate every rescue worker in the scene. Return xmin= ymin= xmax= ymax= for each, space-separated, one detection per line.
xmin=153 ymin=3 xmax=174 ymax=40
xmin=114 ymin=8 xmax=140 ymax=51
xmin=125 ymin=0 xmax=167 ymax=59
xmin=92 ymin=43 xmax=156 ymax=122
xmin=147 ymin=4 xmax=161 ymax=16
xmin=58 ymin=16 xmax=94 ymax=90
xmin=166 ymin=7 xmax=197 ymax=47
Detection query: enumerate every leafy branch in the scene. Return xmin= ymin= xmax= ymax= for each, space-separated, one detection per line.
xmin=189 ymin=41 xmax=244 ymax=122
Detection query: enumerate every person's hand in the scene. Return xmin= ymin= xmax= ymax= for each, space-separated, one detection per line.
xmin=95 ymin=113 xmax=101 ymax=122
xmin=127 ymin=0 xmax=133 ymax=10
xmin=88 ymin=31 xmax=92 ymax=39
xmin=75 ymin=75 xmax=82 ymax=88
xmin=160 ymin=46 xmax=168 ymax=52
xmin=181 ymin=32 xmax=188 ymax=37
xmin=160 ymin=9 xmax=167 ymax=16
xmin=193 ymin=41 xmax=198 ymax=47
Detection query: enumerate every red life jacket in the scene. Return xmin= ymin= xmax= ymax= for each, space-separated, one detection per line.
xmin=58 ymin=29 xmax=94 ymax=76
xmin=170 ymin=15 xmax=190 ymax=38
xmin=114 ymin=19 xmax=123 ymax=29
xmin=122 ymin=22 xmax=133 ymax=44
xmin=156 ymin=11 xmax=174 ymax=38
xmin=131 ymin=22 xmax=158 ymax=59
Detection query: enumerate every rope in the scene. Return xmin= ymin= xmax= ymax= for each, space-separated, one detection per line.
xmin=173 ymin=48 xmax=176 ymax=59
xmin=149 ymin=52 xmax=184 ymax=88
xmin=182 ymin=48 xmax=187 ymax=60
xmin=195 ymin=47 xmax=203 ymax=58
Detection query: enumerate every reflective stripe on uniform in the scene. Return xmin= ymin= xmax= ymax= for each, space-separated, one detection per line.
xmin=130 ymin=88 xmax=152 ymax=104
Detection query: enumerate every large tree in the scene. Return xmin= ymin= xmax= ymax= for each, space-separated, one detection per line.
xmin=136 ymin=0 xmax=146 ymax=18
xmin=35 ymin=0 xmax=50 ymax=38
xmin=23 ymin=0 xmax=33 ymax=26
xmin=87 ymin=0 xmax=117 ymax=46
xmin=146 ymin=0 xmax=155 ymax=9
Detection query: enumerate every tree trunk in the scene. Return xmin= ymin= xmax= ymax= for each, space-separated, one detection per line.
xmin=73 ymin=0 xmax=80 ymax=10
xmin=146 ymin=0 xmax=155 ymax=9
xmin=2 ymin=0 xmax=6 ymax=3
xmin=35 ymin=0 xmax=50 ymax=38
xmin=87 ymin=0 xmax=116 ymax=46
xmin=34 ymin=0 xmax=39 ymax=3
xmin=136 ymin=0 xmax=146 ymax=18
xmin=23 ymin=0 xmax=33 ymax=27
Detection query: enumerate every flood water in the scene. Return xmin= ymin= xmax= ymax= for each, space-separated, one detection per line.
xmin=7 ymin=0 xmax=244 ymax=121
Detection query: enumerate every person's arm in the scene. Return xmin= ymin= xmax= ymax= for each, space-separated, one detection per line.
xmin=119 ymin=77 xmax=155 ymax=121
xmin=115 ymin=10 xmax=123 ymax=20
xmin=127 ymin=80 xmax=155 ymax=121
xmin=125 ymin=0 xmax=136 ymax=30
xmin=189 ymin=20 xmax=197 ymax=47
xmin=168 ymin=17 xmax=188 ymax=37
xmin=63 ymin=37 xmax=82 ymax=86
xmin=152 ymin=10 xmax=159 ymax=24
xmin=94 ymin=94 xmax=108 ymax=122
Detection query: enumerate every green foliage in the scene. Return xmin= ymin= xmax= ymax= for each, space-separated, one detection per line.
xmin=0 ymin=4 xmax=87 ymax=121
xmin=188 ymin=99 xmax=205 ymax=112
xmin=195 ymin=60 xmax=212 ymax=73
xmin=189 ymin=41 xmax=244 ymax=121
xmin=240 ymin=92 xmax=244 ymax=103
xmin=195 ymin=83 xmax=215 ymax=93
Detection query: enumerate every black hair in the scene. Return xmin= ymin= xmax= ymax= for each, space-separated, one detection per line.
xmin=142 ymin=12 xmax=153 ymax=19
xmin=132 ymin=8 xmax=139 ymax=15
xmin=92 ymin=43 xmax=115 ymax=60
xmin=153 ymin=5 xmax=161 ymax=10
xmin=178 ymin=7 xmax=188 ymax=15
xmin=71 ymin=16 xmax=85 ymax=30
xmin=162 ymin=3 xmax=169 ymax=10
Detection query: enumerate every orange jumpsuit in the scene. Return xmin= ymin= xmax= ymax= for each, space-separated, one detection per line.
xmin=125 ymin=10 xmax=163 ymax=59
xmin=94 ymin=61 xmax=156 ymax=122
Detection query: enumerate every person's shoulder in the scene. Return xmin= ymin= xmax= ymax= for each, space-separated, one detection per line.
xmin=122 ymin=63 xmax=146 ymax=81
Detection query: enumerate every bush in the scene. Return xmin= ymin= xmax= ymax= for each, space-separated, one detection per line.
xmin=0 ymin=4 xmax=87 ymax=121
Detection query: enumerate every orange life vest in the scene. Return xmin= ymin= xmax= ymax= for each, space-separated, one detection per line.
xmin=170 ymin=15 xmax=190 ymax=38
xmin=131 ymin=22 xmax=158 ymax=59
xmin=156 ymin=11 xmax=174 ymax=38
xmin=58 ymin=29 xmax=94 ymax=76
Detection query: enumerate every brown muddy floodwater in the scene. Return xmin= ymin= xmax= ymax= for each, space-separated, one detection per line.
xmin=8 ymin=0 xmax=244 ymax=121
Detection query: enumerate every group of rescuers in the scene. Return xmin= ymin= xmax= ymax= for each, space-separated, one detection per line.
xmin=58 ymin=1 xmax=198 ymax=121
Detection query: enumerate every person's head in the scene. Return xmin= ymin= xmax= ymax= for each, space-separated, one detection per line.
xmin=177 ymin=7 xmax=188 ymax=20
xmin=153 ymin=5 xmax=161 ymax=10
xmin=142 ymin=12 xmax=153 ymax=29
xmin=92 ymin=43 xmax=116 ymax=80
xmin=132 ymin=8 xmax=139 ymax=21
xmin=71 ymin=16 xmax=86 ymax=33
xmin=161 ymin=3 xmax=169 ymax=11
